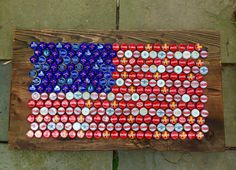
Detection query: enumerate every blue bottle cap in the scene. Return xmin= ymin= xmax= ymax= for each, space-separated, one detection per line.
xmin=45 ymin=85 xmax=53 ymax=93
xmin=51 ymin=50 xmax=59 ymax=58
xmin=101 ymin=50 xmax=108 ymax=58
xmin=59 ymin=64 xmax=67 ymax=72
xmin=79 ymin=42 xmax=87 ymax=51
xmin=29 ymin=55 xmax=38 ymax=64
xmin=91 ymin=79 xmax=99 ymax=86
xmin=87 ymin=85 xmax=94 ymax=93
xmin=80 ymin=56 xmax=87 ymax=64
xmin=84 ymin=78 xmax=91 ymax=85
xmin=46 ymin=72 xmax=53 ymax=80
xmin=37 ymin=71 xmax=45 ymax=78
xmin=74 ymin=78 xmax=82 ymax=85
xmin=99 ymin=78 xmax=107 ymax=86
xmin=84 ymin=50 xmax=91 ymax=57
xmin=37 ymin=84 xmax=45 ymax=93
xmin=58 ymin=77 xmax=66 ymax=86
xmin=68 ymin=50 xmax=75 ymax=57
xmin=108 ymin=64 xmax=116 ymax=72
xmin=38 ymin=55 xmax=46 ymax=64
xmin=100 ymin=64 xmax=107 ymax=72
xmin=76 ymin=49 xmax=83 ymax=57
xmin=48 ymin=42 xmax=56 ymax=50
xmin=43 ymin=49 xmax=50 ymax=57
xmin=109 ymin=50 xmax=116 ymax=58
xmin=96 ymin=85 xmax=103 ymax=93
xmin=39 ymin=42 xmax=47 ymax=50
xmin=96 ymin=72 xmax=103 ymax=79
xmin=97 ymin=57 xmax=103 ymax=65
xmin=51 ymin=78 xmax=57 ymax=86
xmin=104 ymin=43 xmax=112 ymax=50
xmin=42 ymin=63 xmax=50 ymax=71
xmin=63 ymin=70 xmax=70 ymax=79
xmin=56 ymin=42 xmax=63 ymax=49
xmin=34 ymin=50 xmax=42 ymax=57
xmin=42 ymin=78 xmax=49 ymax=86
xmin=54 ymin=85 xmax=61 ymax=93
xmin=104 ymin=86 xmax=111 ymax=93
xmin=63 ymin=42 xmax=72 ymax=51
xmin=67 ymin=64 xmax=75 ymax=71
xmin=108 ymin=78 xmax=116 ymax=86
xmin=67 ymin=78 xmax=73 ymax=85
xmin=89 ymin=58 xmax=95 ymax=65
xmin=46 ymin=56 xmax=54 ymax=64
xmin=93 ymin=50 xmax=100 ymax=58
xmin=54 ymin=72 xmax=62 ymax=79
xmin=29 ymin=70 xmax=37 ymax=78
xmin=72 ymin=43 xmax=80 ymax=51
xmin=51 ymin=63 xmax=58 ymax=72
xmin=78 ymin=85 xmax=87 ymax=92
xmin=70 ymin=84 xmax=78 ymax=92
xmin=62 ymin=85 xmax=70 ymax=93
xmin=34 ymin=63 xmax=41 ymax=71
xmin=97 ymin=43 xmax=104 ymax=50
xmin=71 ymin=56 xmax=79 ymax=64
xmin=71 ymin=70 xmax=79 ymax=79
xmin=59 ymin=49 xmax=67 ymax=57
xmin=63 ymin=56 xmax=71 ymax=65
xmin=92 ymin=64 xmax=99 ymax=71
xmin=104 ymin=58 xmax=112 ymax=64
xmin=55 ymin=57 xmax=62 ymax=65
xmin=75 ymin=63 xmax=83 ymax=71
xmin=88 ymin=43 xmax=97 ymax=51
xmin=28 ymin=84 xmax=37 ymax=92
xmin=80 ymin=70 xmax=87 ymax=78
xmin=83 ymin=64 xmax=91 ymax=72
xmin=104 ymin=72 xmax=111 ymax=79
xmin=88 ymin=71 xmax=95 ymax=78
xmin=30 ymin=42 xmax=38 ymax=49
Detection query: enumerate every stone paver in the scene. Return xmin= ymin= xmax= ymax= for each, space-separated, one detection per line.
xmin=0 ymin=62 xmax=11 ymax=141
xmin=222 ymin=66 xmax=236 ymax=147
xmin=119 ymin=0 xmax=236 ymax=63
xmin=118 ymin=150 xmax=236 ymax=170
xmin=0 ymin=0 xmax=116 ymax=60
xmin=0 ymin=144 xmax=112 ymax=170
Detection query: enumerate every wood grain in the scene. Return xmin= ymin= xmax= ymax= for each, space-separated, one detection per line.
xmin=9 ymin=29 xmax=224 ymax=151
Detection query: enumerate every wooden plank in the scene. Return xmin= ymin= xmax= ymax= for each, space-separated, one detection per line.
xmin=9 ymin=29 xmax=224 ymax=151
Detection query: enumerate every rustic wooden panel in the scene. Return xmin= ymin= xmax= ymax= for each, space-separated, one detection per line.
xmin=9 ymin=29 xmax=224 ymax=151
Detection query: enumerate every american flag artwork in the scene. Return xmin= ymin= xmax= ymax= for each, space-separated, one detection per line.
xmin=26 ymin=42 xmax=209 ymax=140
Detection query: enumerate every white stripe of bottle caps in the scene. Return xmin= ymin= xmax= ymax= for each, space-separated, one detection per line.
xmin=107 ymin=123 xmax=114 ymax=131
xmin=201 ymin=109 xmax=209 ymax=117
xmin=192 ymin=66 xmax=199 ymax=74
xmin=58 ymin=92 xmax=65 ymax=100
xmin=157 ymin=65 xmax=165 ymax=73
xmin=175 ymin=123 xmax=183 ymax=132
xmin=149 ymin=108 xmax=156 ymax=116
xmin=141 ymin=64 xmax=149 ymax=72
xmin=157 ymin=94 xmax=165 ymax=101
xmin=149 ymin=65 xmax=157 ymax=73
xmin=98 ymin=123 xmax=106 ymax=131
xmin=166 ymin=123 xmax=174 ymax=132
xmin=149 ymin=124 xmax=156 ymax=132
xmin=184 ymin=123 xmax=191 ymax=131
xmin=133 ymin=51 xmax=140 ymax=58
xmin=99 ymin=92 xmax=107 ymax=100
xmin=167 ymin=51 xmax=174 ymax=59
xmin=149 ymin=79 xmax=156 ymax=87
xmin=192 ymin=123 xmax=200 ymax=132
xmin=140 ymin=123 xmax=148 ymax=131
xmin=32 ymin=92 xmax=40 ymax=100
xmin=98 ymin=108 xmax=105 ymax=115
xmin=174 ymin=80 xmax=181 ymax=88
xmin=201 ymin=124 xmax=209 ymax=133
xmin=90 ymin=107 xmax=97 ymax=115
xmin=66 ymin=107 xmax=73 ymax=115
xmin=90 ymin=122 xmax=97 ymax=131
xmin=174 ymin=94 xmax=181 ymax=102
xmin=200 ymin=81 xmax=207 ymax=88
xmin=115 ymin=108 xmax=122 ymax=115
xmin=165 ymin=109 xmax=173 ymax=117
xmin=174 ymin=66 xmax=182 ymax=74
xmin=141 ymin=51 xmax=149 ymax=59
xmin=49 ymin=107 xmax=56 ymax=115
xmin=158 ymin=51 xmax=166 ymax=59
xmin=131 ymin=108 xmax=139 ymax=116
xmin=117 ymin=50 xmax=124 ymax=58
xmin=157 ymin=79 xmax=165 ymax=87
xmin=125 ymin=79 xmax=132 ymax=86
xmin=183 ymin=80 xmax=190 ymax=88
xmin=191 ymin=51 xmax=200 ymax=59
xmin=124 ymin=50 xmax=132 ymax=58
xmin=183 ymin=66 xmax=191 ymax=74
xmin=191 ymin=80 xmax=199 ymax=88
xmin=106 ymin=108 xmax=115 ymax=116
xmin=40 ymin=92 xmax=48 ymax=100
xmin=165 ymin=94 xmax=173 ymax=102
xmin=200 ymin=50 xmax=208 ymax=58
xmin=49 ymin=92 xmax=57 ymax=101
xmin=149 ymin=93 xmax=156 ymax=101
xmin=58 ymin=107 xmax=65 ymax=115
xmin=117 ymin=65 xmax=124 ymax=72
xmin=150 ymin=51 xmax=157 ymax=59
xmin=133 ymin=65 xmax=140 ymax=72
xmin=123 ymin=108 xmax=130 ymax=116
xmin=140 ymin=78 xmax=149 ymax=87
xmin=200 ymin=95 xmax=208 ymax=103
xmin=66 ymin=92 xmax=74 ymax=100
xmin=65 ymin=122 xmax=72 ymax=131
xmin=183 ymin=109 xmax=190 ymax=117
xmin=102 ymin=115 xmax=109 ymax=122
xmin=166 ymin=65 xmax=173 ymax=73
xmin=115 ymin=123 xmax=122 ymax=131
xmin=174 ymin=51 xmax=182 ymax=59
xmin=125 ymin=64 xmax=132 ymax=72
xmin=132 ymin=123 xmax=139 ymax=131
xmin=133 ymin=79 xmax=140 ymax=86
xmin=124 ymin=93 xmax=131 ymax=101
xmin=39 ymin=122 xmax=47 ymax=131
xmin=123 ymin=123 xmax=131 ymax=131
xmin=116 ymin=93 xmax=123 ymax=101
xmin=183 ymin=51 xmax=191 ymax=59
xmin=116 ymin=78 xmax=124 ymax=86
xmin=157 ymin=123 xmax=165 ymax=132
xmin=191 ymin=95 xmax=199 ymax=103
xmin=166 ymin=80 xmax=173 ymax=87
